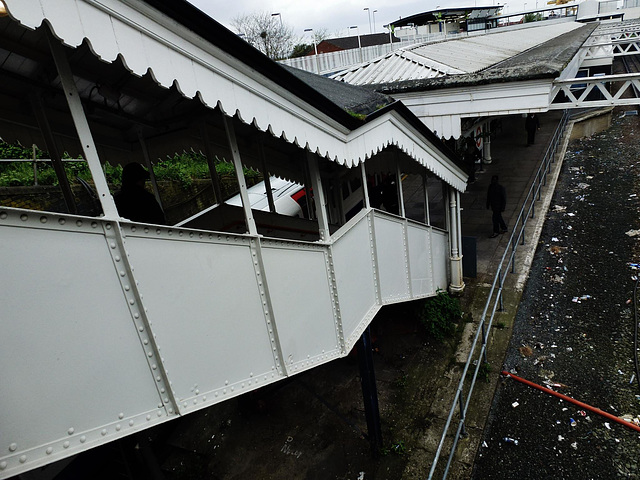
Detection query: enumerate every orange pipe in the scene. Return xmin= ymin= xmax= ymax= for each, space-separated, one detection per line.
xmin=501 ymin=370 xmax=640 ymax=433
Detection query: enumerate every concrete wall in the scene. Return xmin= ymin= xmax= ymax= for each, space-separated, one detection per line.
xmin=569 ymin=109 xmax=613 ymax=139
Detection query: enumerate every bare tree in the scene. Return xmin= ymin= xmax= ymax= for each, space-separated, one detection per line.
xmin=231 ymin=11 xmax=296 ymax=60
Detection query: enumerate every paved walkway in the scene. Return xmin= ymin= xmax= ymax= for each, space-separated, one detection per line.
xmin=460 ymin=110 xmax=565 ymax=284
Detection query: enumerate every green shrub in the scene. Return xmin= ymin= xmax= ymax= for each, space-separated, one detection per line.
xmin=419 ymin=290 xmax=462 ymax=341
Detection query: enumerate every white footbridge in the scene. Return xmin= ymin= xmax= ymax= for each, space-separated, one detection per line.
xmin=0 ymin=0 xmax=468 ymax=477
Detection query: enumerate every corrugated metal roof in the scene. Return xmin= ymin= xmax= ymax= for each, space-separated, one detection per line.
xmin=332 ymin=21 xmax=583 ymax=85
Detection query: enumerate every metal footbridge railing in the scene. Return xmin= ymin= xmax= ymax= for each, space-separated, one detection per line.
xmin=428 ymin=110 xmax=570 ymax=479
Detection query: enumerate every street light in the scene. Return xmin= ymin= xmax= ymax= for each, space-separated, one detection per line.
xmin=271 ymin=12 xmax=282 ymax=27
xmin=372 ymin=10 xmax=378 ymax=33
xmin=304 ymin=28 xmax=320 ymax=74
xmin=364 ymin=7 xmax=372 ymax=34
xmin=349 ymin=25 xmax=363 ymax=63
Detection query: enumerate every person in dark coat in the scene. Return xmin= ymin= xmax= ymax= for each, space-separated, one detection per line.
xmin=486 ymin=175 xmax=507 ymax=238
xmin=114 ymin=162 xmax=166 ymax=224
xmin=525 ymin=113 xmax=540 ymax=146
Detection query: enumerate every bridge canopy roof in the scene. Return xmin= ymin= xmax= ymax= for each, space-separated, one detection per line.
xmin=1 ymin=0 xmax=468 ymax=191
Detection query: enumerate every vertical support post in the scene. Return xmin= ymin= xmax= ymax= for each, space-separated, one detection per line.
xmin=361 ymin=162 xmax=370 ymax=209
xmin=395 ymin=161 xmax=405 ymax=218
xmin=448 ymin=187 xmax=465 ymax=294
xmin=32 ymin=144 xmax=38 ymax=186
xmin=29 ymin=93 xmax=78 ymax=214
xmin=136 ymin=130 xmax=164 ymax=211
xmin=482 ymin=120 xmax=492 ymax=165
xmin=258 ymin=139 xmax=276 ymax=214
xmin=47 ymin=28 xmax=117 ymax=217
xmin=307 ymin=152 xmax=330 ymax=241
xmin=357 ymin=327 xmax=383 ymax=457
xmin=199 ymin=122 xmax=224 ymax=205
xmin=423 ymin=172 xmax=431 ymax=225
xmin=222 ymin=115 xmax=258 ymax=236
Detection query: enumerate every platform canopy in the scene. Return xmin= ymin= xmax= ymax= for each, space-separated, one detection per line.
xmin=0 ymin=0 xmax=468 ymax=192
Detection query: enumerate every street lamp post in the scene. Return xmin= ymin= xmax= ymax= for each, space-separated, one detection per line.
xmin=271 ymin=12 xmax=282 ymax=27
xmin=364 ymin=7 xmax=373 ymax=34
xmin=372 ymin=10 xmax=378 ymax=33
xmin=349 ymin=26 xmax=363 ymax=63
xmin=304 ymin=28 xmax=320 ymax=74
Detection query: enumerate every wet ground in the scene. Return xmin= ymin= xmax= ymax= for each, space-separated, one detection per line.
xmin=472 ymin=109 xmax=640 ymax=479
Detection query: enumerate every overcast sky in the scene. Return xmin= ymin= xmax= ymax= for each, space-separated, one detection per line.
xmin=187 ymin=0 xmax=528 ymax=40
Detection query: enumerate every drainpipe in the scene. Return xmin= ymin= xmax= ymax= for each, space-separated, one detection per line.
xmin=448 ymin=187 xmax=465 ymax=294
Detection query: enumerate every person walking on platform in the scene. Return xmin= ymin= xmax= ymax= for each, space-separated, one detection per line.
xmin=486 ymin=175 xmax=507 ymax=238
xmin=525 ymin=113 xmax=540 ymax=146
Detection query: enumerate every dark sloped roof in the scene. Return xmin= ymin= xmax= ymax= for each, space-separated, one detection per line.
xmin=283 ymin=66 xmax=461 ymax=166
xmin=372 ymin=22 xmax=598 ymax=94
xmin=282 ymin=65 xmax=394 ymax=115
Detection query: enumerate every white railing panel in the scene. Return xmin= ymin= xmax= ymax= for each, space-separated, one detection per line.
xmin=261 ymin=241 xmax=341 ymax=374
xmin=1 ymin=219 xmax=164 ymax=476
xmin=372 ymin=213 xmax=411 ymax=303
xmin=407 ymin=222 xmax=434 ymax=297
xmin=331 ymin=214 xmax=378 ymax=347
xmin=431 ymin=230 xmax=450 ymax=290
xmin=122 ymin=229 xmax=279 ymax=412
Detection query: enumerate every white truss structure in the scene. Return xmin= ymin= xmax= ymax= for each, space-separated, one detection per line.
xmin=550 ymin=72 xmax=640 ymax=109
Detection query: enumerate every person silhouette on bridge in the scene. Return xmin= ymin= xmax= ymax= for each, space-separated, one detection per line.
xmin=114 ymin=162 xmax=166 ymax=224
xmin=486 ymin=175 xmax=507 ymax=238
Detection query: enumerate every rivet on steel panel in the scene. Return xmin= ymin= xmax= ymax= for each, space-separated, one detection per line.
xmin=80 ymin=436 xmax=86 ymax=443
xmin=63 ymin=441 xmax=69 ymax=449
xmin=46 ymin=447 xmax=53 ymax=454
xmin=0 ymin=461 xmax=6 ymax=470
xmin=67 ymin=428 xmax=74 ymax=435
xmin=105 ymin=223 xmax=111 ymax=230
xmin=40 ymin=216 xmax=47 ymax=223
xmin=146 ymin=415 xmax=151 ymax=420
xmin=20 ymin=214 xmax=28 ymax=221
xmin=19 ymin=455 xmax=26 ymax=463
xmin=129 ymin=420 xmax=134 ymax=426
xmin=9 ymin=443 xmax=17 ymax=452
xmin=116 ymin=424 xmax=121 ymax=431
xmin=101 ymin=429 xmax=107 ymax=436
xmin=0 ymin=212 xmax=6 ymax=219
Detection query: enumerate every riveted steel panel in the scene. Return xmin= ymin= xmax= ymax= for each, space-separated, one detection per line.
xmin=122 ymin=229 xmax=278 ymax=412
xmin=0 ymin=221 xmax=164 ymax=475
xmin=407 ymin=223 xmax=434 ymax=297
xmin=373 ymin=215 xmax=411 ymax=303
xmin=331 ymin=217 xmax=377 ymax=345
xmin=261 ymin=244 xmax=340 ymax=374
xmin=431 ymin=230 xmax=450 ymax=290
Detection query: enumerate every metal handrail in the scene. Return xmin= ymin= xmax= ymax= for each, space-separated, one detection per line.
xmin=428 ymin=110 xmax=569 ymax=480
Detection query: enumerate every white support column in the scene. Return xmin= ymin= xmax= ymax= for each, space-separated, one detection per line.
xmin=395 ymin=162 xmax=406 ymax=218
xmin=199 ymin=122 xmax=224 ymax=205
xmin=222 ymin=115 xmax=258 ymax=236
xmin=258 ymin=139 xmax=277 ymax=214
xmin=423 ymin=172 xmax=431 ymax=225
xmin=307 ymin=151 xmax=330 ymax=241
xmin=361 ymin=162 xmax=370 ymax=209
xmin=47 ymin=29 xmax=118 ymax=218
xmin=448 ymin=187 xmax=465 ymax=294
xmin=136 ymin=130 xmax=164 ymax=211
xmin=483 ymin=120 xmax=492 ymax=165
